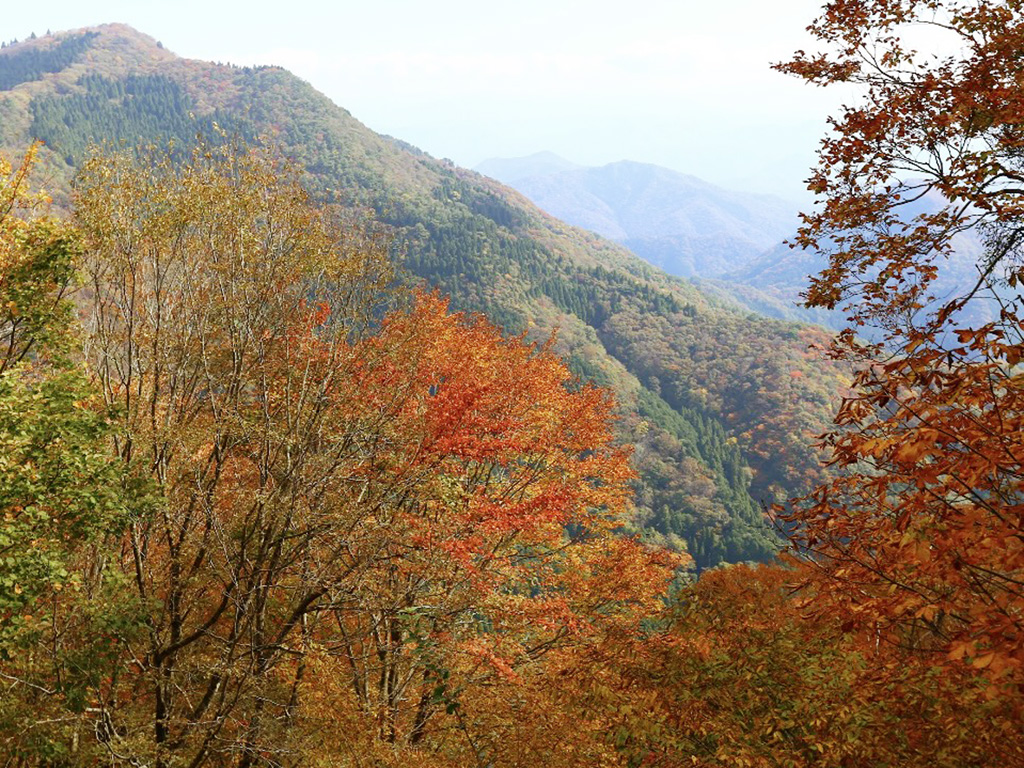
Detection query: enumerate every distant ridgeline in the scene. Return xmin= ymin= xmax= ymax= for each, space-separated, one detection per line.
xmin=0 ymin=26 xmax=847 ymax=570
xmin=0 ymin=31 xmax=97 ymax=90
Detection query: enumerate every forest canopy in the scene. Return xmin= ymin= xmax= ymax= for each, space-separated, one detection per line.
xmin=0 ymin=140 xmax=683 ymax=766
xmin=3 ymin=0 xmax=1024 ymax=761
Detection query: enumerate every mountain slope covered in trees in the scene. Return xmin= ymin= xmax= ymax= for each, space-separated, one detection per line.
xmin=474 ymin=153 xmax=846 ymax=326
xmin=0 ymin=25 xmax=847 ymax=569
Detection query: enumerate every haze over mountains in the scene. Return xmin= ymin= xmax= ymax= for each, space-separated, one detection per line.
xmin=0 ymin=25 xmax=849 ymax=569
xmin=475 ymin=152 xmax=839 ymax=325
xmin=476 ymin=152 xmax=800 ymax=280
xmin=478 ymin=152 xmax=1005 ymax=331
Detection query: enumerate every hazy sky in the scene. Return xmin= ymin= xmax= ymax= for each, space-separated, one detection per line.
xmin=3 ymin=0 xmax=849 ymax=201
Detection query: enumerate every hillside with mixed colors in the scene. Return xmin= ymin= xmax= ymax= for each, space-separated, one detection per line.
xmin=0 ymin=25 xmax=847 ymax=568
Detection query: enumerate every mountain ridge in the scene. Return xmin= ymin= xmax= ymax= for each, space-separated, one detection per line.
xmin=482 ymin=153 xmax=1003 ymax=332
xmin=475 ymin=154 xmax=800 ymax=279
xmin=0 ymin=25 xmax=848 ymax=569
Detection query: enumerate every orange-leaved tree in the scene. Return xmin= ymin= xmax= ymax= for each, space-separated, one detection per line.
xmin=586 ymin=565 xmax=1024 ymax=768
xmin=44 ymin=139 xmax=678 ymax=767
xmin=288 ymin=292 xmax=677 ymax=767
xmin=778 ymin=0 xmax=1024 ymax=697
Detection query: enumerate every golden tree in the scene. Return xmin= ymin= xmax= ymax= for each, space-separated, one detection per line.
xmin=61 ymin=140 xmax=676 ymax=767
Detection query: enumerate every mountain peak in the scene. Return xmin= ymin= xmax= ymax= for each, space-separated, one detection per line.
xmin=475 ymin=151 xmax=583 ymax=185
xmin=82 ymin=23 xmax=177 ymax=65
xmin=0 ymin=23 xmax=177 ymax=97
xmin=4 ymin=23 xmax=170 ymax=56
xmin=83 ymin=23 xmax=171 ymax=50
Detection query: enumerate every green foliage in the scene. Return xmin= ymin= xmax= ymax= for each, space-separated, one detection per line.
xmin=0 ymin=218 xmax=78 ymax=371
xmin=634 ymin=389 xmax=775 ymax=569
xmin=600 ymin=304 xmax=840 ymax=506
xmin=527 ymin=263 xmax=683 ymax=328
xmin=0 ymin=368 xmax=128 ymax=648
xmin=30 ymin=73 xmax=254 ymax=166
xmin=0 ymin=149 xmax=141 ymax=763
xmin=30 ymin=73 xmax=256 ymax=166
xmin=0 ymin=32 xmax=97 ymax=91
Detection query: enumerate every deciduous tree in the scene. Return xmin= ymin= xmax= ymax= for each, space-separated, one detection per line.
xmin=0 ymin=145 xmax=134 ymax=763
xmin=63 ymin=140 xmax=677 ymax=767
xmin=777 ymin=0 xmax=1024 ymax=698
xmin=591 ymin=565 xmax=1023 ymax=767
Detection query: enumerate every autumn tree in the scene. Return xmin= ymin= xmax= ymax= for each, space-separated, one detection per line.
xmin=777 ymin=0 xmax=1024 ymax=698
xmin=0 ymin=146 xmax=133 ymax=762
xmin=288 ymin=296 xmax=678 ymax=767
xmin=581 ymin=565 xmax=1024 ymax=768
xmin=68 ymin=139 xmax=400 ymax=766
xmin=46 ymin=139 xmax=677 ymax=767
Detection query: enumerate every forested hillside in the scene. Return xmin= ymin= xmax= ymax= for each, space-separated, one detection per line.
xmin=0 ymin=25 xmax=847 ymax=569
xmin=3 ymin=3 xmax=1023 ymax=764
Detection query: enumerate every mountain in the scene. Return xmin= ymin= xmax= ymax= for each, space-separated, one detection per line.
xmin=726 ymin=188 xmax=1006 ymax=335
xmin=474 ymin=151 xmax=583 ymax=184
xmin=0 ymin=25 xmax=848 ymax=570
xmin=473 ymin=155 xmax=829 ymax=325
xmin=475 ymin=156 xmax=800 ymax=279
xmin=479 ymin=155 xmax=1008 ymax=333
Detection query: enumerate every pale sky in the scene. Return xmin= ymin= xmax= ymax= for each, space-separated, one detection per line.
xmin=3 ymin=0 xmax=848 ymax=201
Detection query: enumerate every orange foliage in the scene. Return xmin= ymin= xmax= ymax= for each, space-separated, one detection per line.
xmin=591 ymin=565 xmax=1023 ymax=767
xmin=68 ymin=139 xmax=680 ymax=765
xmin=290 ymin=292 xmax=681 ymax=764
xmin=775 ymin=0 xmax=1024 ymax=712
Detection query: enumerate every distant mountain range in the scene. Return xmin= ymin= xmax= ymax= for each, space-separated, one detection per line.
xmin=474 ymin=153 xmax=837 ymax=325
xmin=476 ymin=153 xmax=799 ymax=280
xmin=478 ymin=154 xmax=1001 ymax=332
xmin=475 ymin=151 xmax=584 ymax=184
xmin=0 ymin=25 xmax=850 ymax=569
